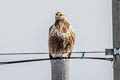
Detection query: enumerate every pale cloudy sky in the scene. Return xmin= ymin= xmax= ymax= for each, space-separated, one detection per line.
xmin=0 ymin=0 xmax=113 ymax=80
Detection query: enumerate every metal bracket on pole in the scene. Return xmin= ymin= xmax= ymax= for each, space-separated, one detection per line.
xmin=105 ymin=48 xmax=120 ymax=55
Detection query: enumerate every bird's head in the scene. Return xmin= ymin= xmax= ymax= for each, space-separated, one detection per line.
xmin=55 ymin=12 xmax=66 ymax=21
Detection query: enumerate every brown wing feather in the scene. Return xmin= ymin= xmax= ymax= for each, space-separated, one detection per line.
xmin=63 ymin=28 xmax=75 ymax=57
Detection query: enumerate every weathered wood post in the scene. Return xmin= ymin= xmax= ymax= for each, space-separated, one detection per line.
xmin=50 ymin=59 xmax=70 ymax=80
xmin=112 ymin=0 xmax=120 ymax=80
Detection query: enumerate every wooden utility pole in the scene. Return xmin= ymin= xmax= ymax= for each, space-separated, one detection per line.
xmin=50 ymin=59 xmax=70 ymax=80
xmin=113 ymin=0 xmax=120 ymax=80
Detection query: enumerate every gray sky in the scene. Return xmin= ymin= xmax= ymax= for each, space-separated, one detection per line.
xmin=0 ymin=0 xmax=113 ymax=80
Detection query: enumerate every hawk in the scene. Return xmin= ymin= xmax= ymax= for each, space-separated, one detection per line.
xmin=48 ymin=12 xmax=76 ymax=59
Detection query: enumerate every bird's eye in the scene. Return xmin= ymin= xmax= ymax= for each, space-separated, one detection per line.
xmin=56 ymin=13 xmax=58 ymax=15
xmin=60 ymin=14 xmax=62 ymax=16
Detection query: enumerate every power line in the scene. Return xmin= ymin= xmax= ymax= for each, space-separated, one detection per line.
xmin=0 ymin=57 xmax=113 ymax=65
xmin=0 ymin=51 xmax=105 ymax=55
xmin=0 ymin=51 xmax=112 ymax=65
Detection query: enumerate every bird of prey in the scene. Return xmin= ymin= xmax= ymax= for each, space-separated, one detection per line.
xmin=48 ymin=12 xmax=76 ymax=59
